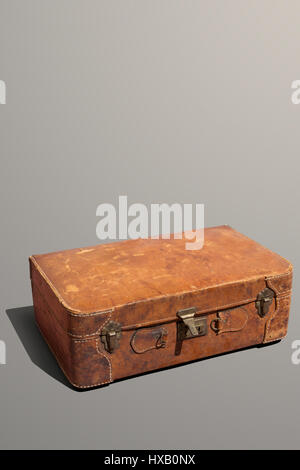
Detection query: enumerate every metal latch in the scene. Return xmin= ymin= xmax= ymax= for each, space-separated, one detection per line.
xmin=100 ymin=321 xmax=122 ymax=353
xmin=176 ymin=307 xmax=207 ymax=355
xmin=255 ymin=288 xmax=275 ymax=318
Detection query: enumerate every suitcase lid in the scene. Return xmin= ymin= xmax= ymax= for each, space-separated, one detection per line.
xmin=30 ymin=225 xmax=292 ymax=328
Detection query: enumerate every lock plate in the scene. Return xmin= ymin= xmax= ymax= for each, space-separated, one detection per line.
xmin=255 ymin=288 xmax=274 ymax=318
xmin=100 ymin=321 xmax=122 ymax=353
xmin=176 ymin=308 xmax=207 ymax=344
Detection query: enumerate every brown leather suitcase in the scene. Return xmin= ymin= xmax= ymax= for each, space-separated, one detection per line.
xmin=29 ymin=225 xmax=293 ymax=389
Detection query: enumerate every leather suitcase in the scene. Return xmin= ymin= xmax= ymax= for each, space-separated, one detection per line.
xmin=29 ymin=225 xmax=293 ymax=389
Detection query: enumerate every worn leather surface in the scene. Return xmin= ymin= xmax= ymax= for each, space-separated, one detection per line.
xmin=29 ymin=225 xmax=293 ymax=388
xmin=31 ymin=279 xmax=112 ymax=388
xmin=30 ymin=225 xmax=291 ymax=314
xmin=264 ymin=270 xmax=293 ymax=343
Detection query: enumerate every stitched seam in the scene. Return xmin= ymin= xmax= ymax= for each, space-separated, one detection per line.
xmin=73 ymin=314 xmax=113 ymax=384
xmin=265 ymin=267 xmax=293 ymax=280
xmin=68 ymin=311 xmax=113 ymax=339
xmin=67 ymin=310 xmax=113 ymax=318
xmin=265 ymin=294 xmax=290 ymax=339
xmin=31 ymin=256 xmax=113 ymax=317
xmin=34 ymin=263 xmax=261 ymax=337
xmin=69 ymin=293 xmax=293 ymax=337
xmin=36 ymin=319 xmax=112 ymax=388
xmin=73 ymin=337 xmax=112 ymax=384
xmin=33 ymin=280 xmax=112 ymax=339
xmin=263 ymin=270 xmax=293 ymax=341
xmin=121 ymin=298 xmax=256 ymax=331
xmin=66 ymin=297 xmax=258 ymax=338
xmin=68 ymin=332 xmax=100 ymax=338
xmin=36 ymin=320 xmax=111 ymax=388
xmin=31 ymin=255 xmax=293 ymax=317
xmin=96 ymin=313 xmax=112 ymax=383
xmin=71 ymin=336 xmax=112 ymax=388
xmin=96 ymin=338 xmax=112 ymax=382
xmin=72 ymin=313 xmax=113 ymax=340
xmin=275 ymin=293 xmax=292 ymax=299
xmin=265 ymin=296 xmax=280 ymax=339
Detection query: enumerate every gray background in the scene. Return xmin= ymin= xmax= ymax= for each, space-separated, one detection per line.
xmin=0 ymin=0 xmax=299 ymax=450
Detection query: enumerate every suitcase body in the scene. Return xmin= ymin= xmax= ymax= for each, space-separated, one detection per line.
xmin=29 ymin=226 xmax=293 ymax=389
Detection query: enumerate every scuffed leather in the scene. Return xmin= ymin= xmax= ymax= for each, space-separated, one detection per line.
xmin=30 ymin=226 xmax=292 ymax=315
xmin=130 ymin=326 xmax=168 ymax=354
xmin=210 ymin=307 xmax=248 ymax=335
xmin=263 ymin=270 xmax=293 ymax=343
xmin=29 ymin=225 xmax=293 ymax=388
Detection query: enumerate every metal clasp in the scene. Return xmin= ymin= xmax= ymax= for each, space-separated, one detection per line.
xmin=100 ymin=321 xmax=122 ymax=353
xmin=176 ymin=308 xmax=207 ymax=355
xmin=255 ymin=288 xmax=274 ymax=318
